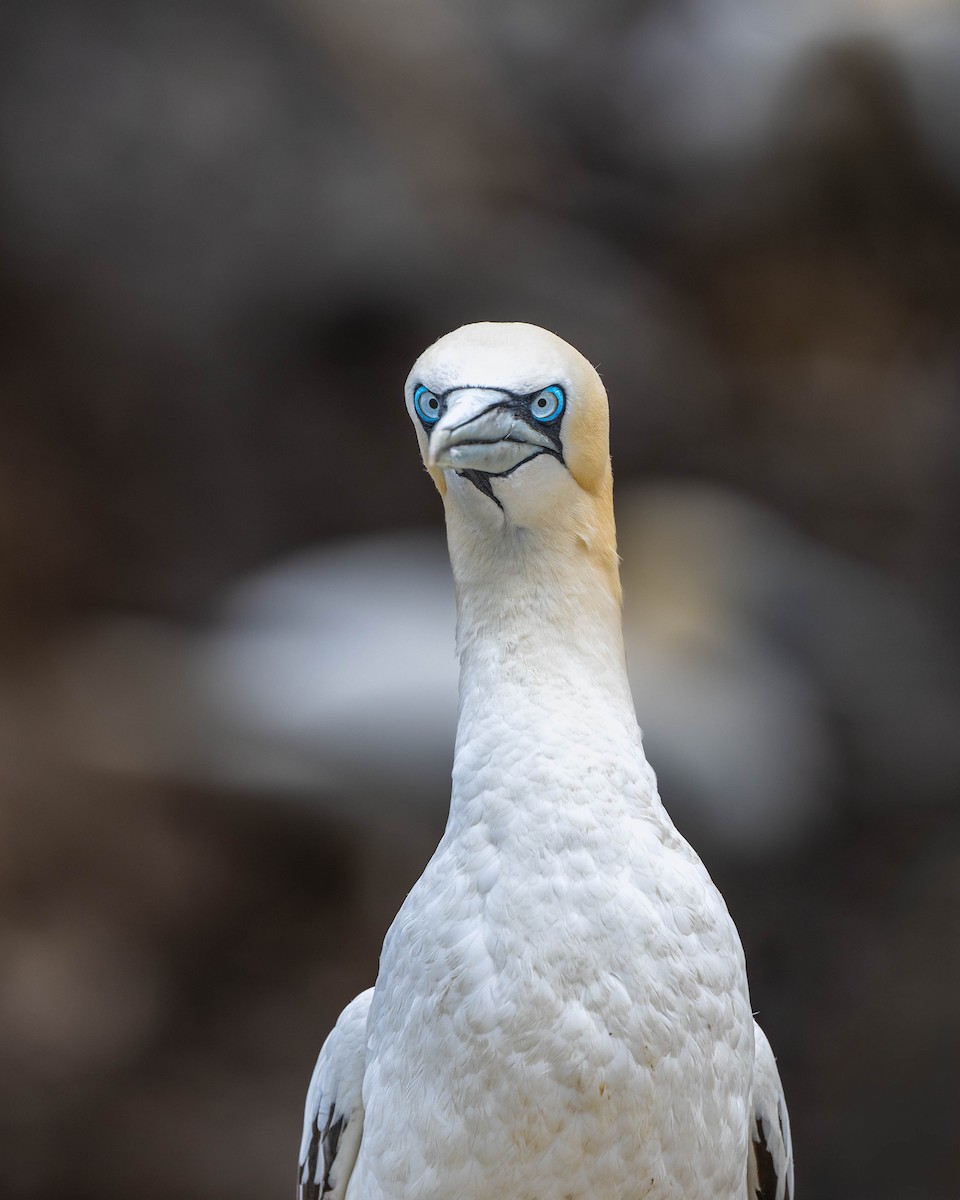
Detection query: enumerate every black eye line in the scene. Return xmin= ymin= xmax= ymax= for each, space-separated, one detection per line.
xmin=413 ymin=383 xmax=565 ymax=432
xmin=432 ymin=383 xmax=564 ymax=403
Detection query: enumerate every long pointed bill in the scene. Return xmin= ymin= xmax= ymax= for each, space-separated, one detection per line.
xmin=427 ymin=389 xmax=556 ymax=474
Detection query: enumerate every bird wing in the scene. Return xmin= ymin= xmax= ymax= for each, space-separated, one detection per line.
xmin=747 ymin=1020 xmax=795 ymax=1200
xmin=298 ymin=988 xmax=373 ymax=1200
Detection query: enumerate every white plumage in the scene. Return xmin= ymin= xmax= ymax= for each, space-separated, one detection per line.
xmin=299 ymin=322 xmax=793 ymax=1200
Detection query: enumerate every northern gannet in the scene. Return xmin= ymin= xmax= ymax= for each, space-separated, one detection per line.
xmin=299 ymin=321 xmax=794 ymax=1200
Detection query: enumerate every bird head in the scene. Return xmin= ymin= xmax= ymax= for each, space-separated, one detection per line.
xmin=405 ymin=322 xmax=620 ymax=599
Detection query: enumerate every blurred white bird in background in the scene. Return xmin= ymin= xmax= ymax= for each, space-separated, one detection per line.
xmin=38 ymin=483 xmax=960 ymax=856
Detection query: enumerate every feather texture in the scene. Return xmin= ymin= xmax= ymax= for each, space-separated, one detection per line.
xmin=298 ymin=324 xmax=793 ymax=1199
xmin=298 ymin=990 xmax=371 ymax=1200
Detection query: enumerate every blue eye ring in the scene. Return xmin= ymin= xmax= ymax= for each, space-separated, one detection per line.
xmin=413 ymin=385 xmax=442 ymax=425
xmin=529 ymin=385 xmax=565 ymax=423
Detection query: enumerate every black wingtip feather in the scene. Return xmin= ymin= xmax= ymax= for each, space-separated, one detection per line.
xmin=299 ymin=1105 xmax=345 ymax=1200
xmin=753 ymin=1117 xmax=780 ymax=1200
xmin=299 ymin=1122 xmax=322 ymax=1200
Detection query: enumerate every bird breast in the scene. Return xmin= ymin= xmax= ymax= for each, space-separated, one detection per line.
xmin=359 ymin=777 xmax=753 ymax=1200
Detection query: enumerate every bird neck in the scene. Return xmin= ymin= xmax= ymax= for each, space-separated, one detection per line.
xmin=444 ymin=504 xmax=650 ymax=826
xmin=453 ymin=536 xmax=631 ymax=704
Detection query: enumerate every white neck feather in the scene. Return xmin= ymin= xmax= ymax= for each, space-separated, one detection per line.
xmin=452 ymin=527 xmax=631 ymax=709
xmin=444 ymin=501 xmax=655 ymax=830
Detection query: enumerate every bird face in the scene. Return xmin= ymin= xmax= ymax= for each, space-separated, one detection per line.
xmin=405 ymin=322 xmax=611 ymax=514
xmin=406 ymin=321 xmax=621 ymax=599
xmin=416 ymin=381 xmax=566 ymax=480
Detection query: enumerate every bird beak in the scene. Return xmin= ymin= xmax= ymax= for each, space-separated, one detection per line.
xmin=427 ymin=389 xmax=555 ymax=475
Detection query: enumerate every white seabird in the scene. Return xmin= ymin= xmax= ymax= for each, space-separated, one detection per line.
xmin=298 ymin=322 xmax=794 ymax=1200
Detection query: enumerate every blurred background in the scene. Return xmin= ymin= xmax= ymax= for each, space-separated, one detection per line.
xmin=1 ymin=0 xmax=958 ymax=1196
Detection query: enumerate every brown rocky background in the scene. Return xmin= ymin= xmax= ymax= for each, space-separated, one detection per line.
xmin=0 ymin=1 xmax=958 ymax=1197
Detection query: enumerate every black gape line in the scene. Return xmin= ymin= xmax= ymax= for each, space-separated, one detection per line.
xmin=460 ymin=469 xmax=503 ymax=510
xmin=413 ymin=384 xmax=566 ymax=507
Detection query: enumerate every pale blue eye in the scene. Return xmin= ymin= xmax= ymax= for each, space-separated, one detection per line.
xmin=529 ymin=385 xmax=565 ymax=423
xmin=414 ymin=385 xmax=441 ymax=425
